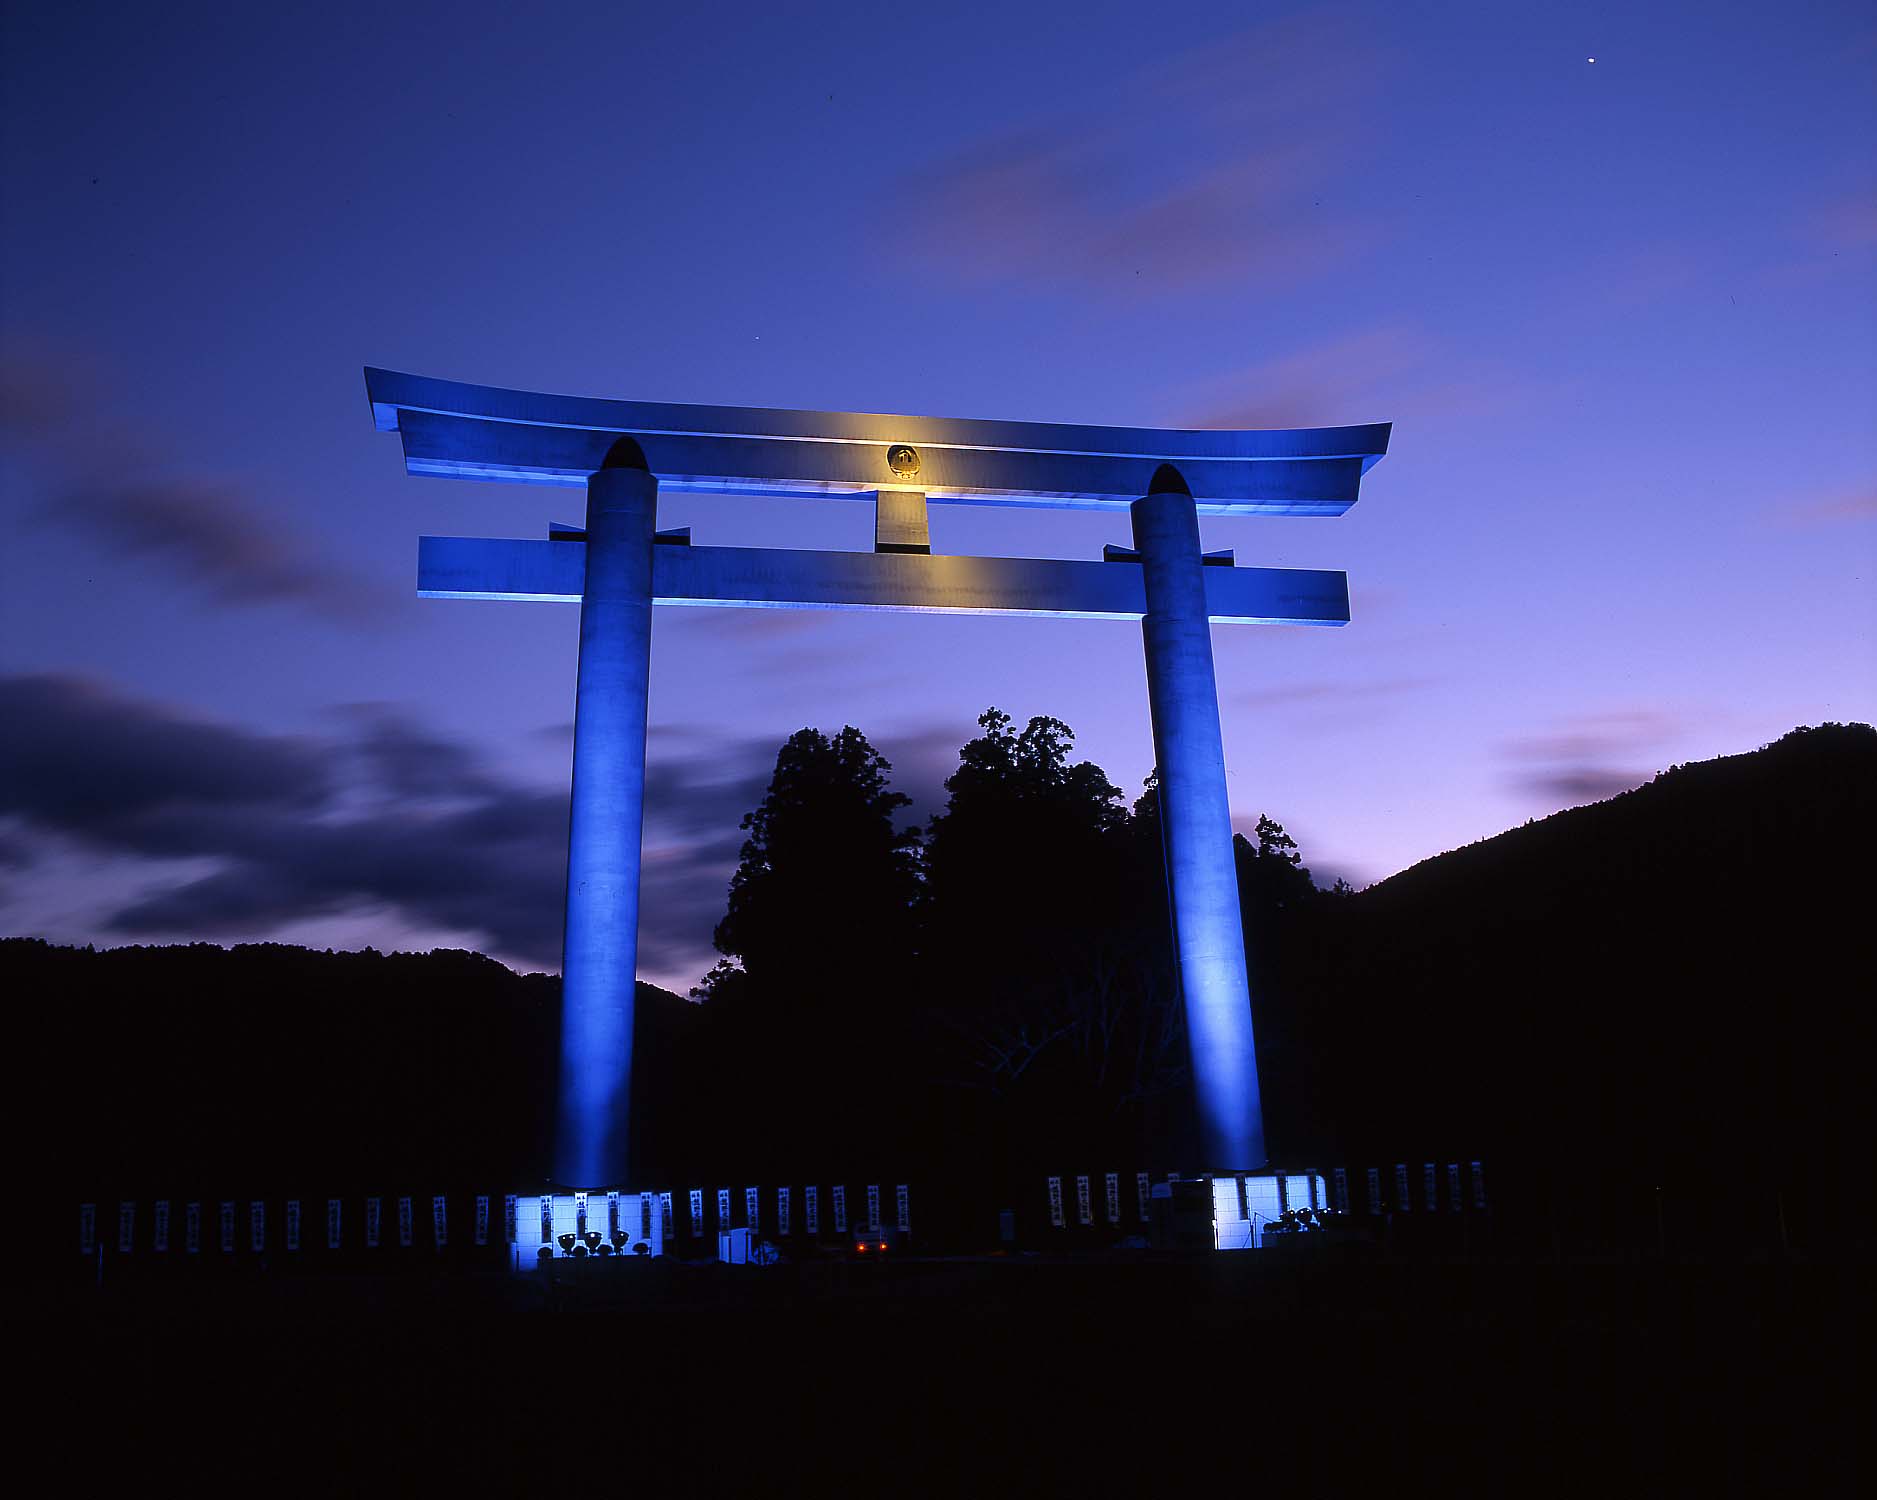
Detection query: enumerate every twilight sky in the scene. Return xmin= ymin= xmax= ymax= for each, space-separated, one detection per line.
xmin=2 ymin=0 xmax=1872 ymax=991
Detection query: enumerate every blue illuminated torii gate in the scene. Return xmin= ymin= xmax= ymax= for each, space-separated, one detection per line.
xmin=365 ymin=368 xmax=1390 ymax=1189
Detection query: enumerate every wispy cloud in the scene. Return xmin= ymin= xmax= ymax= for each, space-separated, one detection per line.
xmin=879 ymin=10 xmax=1385 ymax=299
xmin=1238 ymin=675 xmax=1439 ymax=712
xmin=0 ymin=678 xmax=970 ymax=991
xmin=1775 ymin=485 xmax=1877 ymax=528
xmin=1498 ymin=707 xmax=1691 ymax=808
xmin=0 ymin=674 xmax=564 ymax=965
xmin=1762 ymin=187 xmax=1877 ymax=284
xmin=1172 ymin=323 xmax=1552 ymax=432
xmin=4 ymin=344 xmax=386 ymax=627
xmin=43 ymin=480 xmax=390 ymax=625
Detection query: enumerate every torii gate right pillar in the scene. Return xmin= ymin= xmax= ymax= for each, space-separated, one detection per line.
xmin=1133 ymin=464 xmax=1266 ymax=1170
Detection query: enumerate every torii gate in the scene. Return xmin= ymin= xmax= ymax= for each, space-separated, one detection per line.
xmin=365 ymin=368 xmax=1390 ymax=1190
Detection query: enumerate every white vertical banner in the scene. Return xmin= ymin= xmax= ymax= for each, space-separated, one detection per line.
xmin=689 ymin=1189 xmax=704 ymax=1236
xmin=1047 ymin=1176 xmax=1064 ymax=1227
xmin=1470 ymin=1161 xmax=1488 ymax=1211
xmin=659 ymin=1192 xmax=673 ymax=1239
xmin=327 ymin=1198 xmax=342 ymax=1250
xmin=504 ymin=1194 xmax=518 ymax=1244
xmin=805 ymin=1185 xmax=819 ymax=1235
xmin=117 ymin=1201 xmax=135 ymax=1254
xmin=575 ymin=1191 xmax=589 ymax=1239
xmin=1423 ymin=1164 xmax=1438 ymax=1212
xmin=219 ymin=1201 xmax=235 ymax=1253
xmin=153 ymin=1200 xmax=170 ymax=1253
xmin=1394 ymin=1164 xmax=1411 ymax=1212
xmin=538 ymin=1195 xmax=554 ymax=1247
xmin=1447 ymin=1164 xmax=1463 ymax=1212
xmin=895 ymin=1184 xmax=909 ymax=1234
xmin=397 ymin=1195 xmax=413 ymax=1247
xmin=716 ymin=1188 xmax=730 ymax=1230
xmin=1136 ymin=1172 xmax=1151 ymax=1223
xmin=639 ymin=1192 xmax=654 ymax=1240
xmin=832 ymin=1184 xmax=848 ymax=1234
xmin=1367 ymin=1168 xmax=1382 ymax=1215
xmin=1104 ymin=1173 xmax=1120 ymax=1225
xmin=865 ymin=1184 xmax=881 ymax=1231
xmin=250 ymin=1200 xmax=265 ymax=1253
xmin=777 ymin=1187 xmax=791 ymax=1237
xmin=185 ymin=1202 xmax=200 ymax=1255
xmin=366 ymin=1196 xmax=382 ymax=1247
xmin=431 ymin=1195 xmax=447 ymax=1247
xmin=1333 ymin=1167 xmax=1349 ymax=1214
xmin=607 ymin=1190 xmax=621 ymax=1243
xmin=745 ymin=1187 xmax=760 ymax=1233
xmin=1075 ymin=1175 xmax=1091 ymax=1226
xmin=474 ymin=1195 xmax=489 ymax=1246
xmin=286 ymin=1199 xmax=301 ymax=1251
xmin=79 ymin=1203 xmax=96 ymax=1256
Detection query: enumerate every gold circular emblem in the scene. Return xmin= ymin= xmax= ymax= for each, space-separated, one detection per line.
xmin=886 ymin=443 xmax=921 ymax=477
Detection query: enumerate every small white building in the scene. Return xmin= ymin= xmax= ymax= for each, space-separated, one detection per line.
xmin=1210 ymin=1172 xmax=1327 ymax=1250
xmin=513 ymin=1191 xmax=664 ymax=1268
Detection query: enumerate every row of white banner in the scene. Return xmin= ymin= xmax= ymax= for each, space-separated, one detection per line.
xmin=1043 ymin=1164 xmax=1489 ymax=1226
xmin=79 ymin=1183 xmax=916 ymax=1255
xmin=684 ymin=1183 xmax=910 ymax=1239
xmin=1047 ymin=1173 xmax=1158 ymax=1228
xmin=1369 ymin=1162 xmax=1489 ymax=1215
xmin=78 ymin=1195 xmax=481 ymax=1255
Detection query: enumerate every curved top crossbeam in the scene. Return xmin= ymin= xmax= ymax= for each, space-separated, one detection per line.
xmin=365 ymin=368 xmax=1389 ymax=516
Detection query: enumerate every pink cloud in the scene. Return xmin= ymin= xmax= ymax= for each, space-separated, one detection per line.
xmin=1760 ymin=189 xmax=1877 ymax=285
xmin=1813 ymin=192 xmax=1877 ymax=252
xmin=1177 ymin=326 xmax=1428 ymax=429
xmin=880 ymin=10 xmax=1386 ymax=298
xmin=1165 ymin=324 xmax=1554 ymax=433
xmin=1774 ymin=485 xmax=1877 ymax=528
xmin=1499 ymin=707 xmax=1714 ymax=811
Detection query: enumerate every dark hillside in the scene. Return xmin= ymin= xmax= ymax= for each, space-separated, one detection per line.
xmin=2 ymin=941 xmax=690 ymax=1202
xmin=6 ymin=723 xmax=1870 ymax=1256
xmin=1271 ymin=723 xmax=1876 ymax=1253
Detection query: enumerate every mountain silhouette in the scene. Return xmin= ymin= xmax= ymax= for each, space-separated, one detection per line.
xmin=7 ymin=722 xmax=1869 ymax=1255
xmin=1266 ymin=723 xmax=1875 ymax=1253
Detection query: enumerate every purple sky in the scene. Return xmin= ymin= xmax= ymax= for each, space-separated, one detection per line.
xmin=3 ymin=1 xmax=1872 ymax=991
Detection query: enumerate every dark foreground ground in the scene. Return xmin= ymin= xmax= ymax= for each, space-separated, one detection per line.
xmin=16 ymin=1253 xmax=1865 ymax=1495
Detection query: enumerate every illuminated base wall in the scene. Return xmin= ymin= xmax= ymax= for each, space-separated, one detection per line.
xmin=1211 ymin=1173 xmax=1328 ymax=1251
xmin=514 ymin=1191 xmax=666 ymax=1269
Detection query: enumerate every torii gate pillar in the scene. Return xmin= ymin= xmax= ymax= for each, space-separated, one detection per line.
xmin=555 ymin=442 xmax=657 ymax=1188
xmin=1134 ymin=465 xmax=1264 ymax=1170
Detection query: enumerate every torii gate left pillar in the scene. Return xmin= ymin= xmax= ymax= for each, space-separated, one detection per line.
xmin=556 ymin=442 xmax=657 ymax=1188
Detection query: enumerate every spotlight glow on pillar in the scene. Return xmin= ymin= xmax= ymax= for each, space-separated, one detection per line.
xmin=1134 ymin=464 xmax=1265 ymax=1169
xmin=555 ymin=454 xmax=657 ymax=1188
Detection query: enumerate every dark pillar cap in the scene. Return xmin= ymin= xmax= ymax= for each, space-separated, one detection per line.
xmin=1148 ymin=463 xmax=1190 ymax=496
xmin=601 ymin=435 xmax=649 ymax=472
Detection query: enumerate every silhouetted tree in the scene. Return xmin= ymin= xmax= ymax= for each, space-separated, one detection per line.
xmin=698 ymin=725 xmax=920 ymax=1172
xmin=919 ymin=713 xmax=1186 ymax=1166
xmin=709 ymin=725 xmax=919 ymax=998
